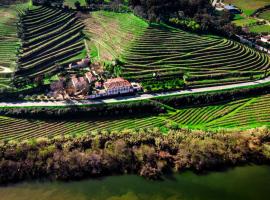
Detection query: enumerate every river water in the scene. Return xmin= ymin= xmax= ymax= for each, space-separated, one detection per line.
xmin=0 ymin=165 xmax=270 ymax=200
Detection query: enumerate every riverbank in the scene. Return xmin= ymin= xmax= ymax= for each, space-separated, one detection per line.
xmin=0 ymin=127 xmax=270 ymax=184
xmin=1 ymin=165 xmax=270 ymax=200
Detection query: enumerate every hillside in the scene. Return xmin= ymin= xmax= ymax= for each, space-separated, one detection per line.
xmin=85 ymin=11 xmax=270 ymax=89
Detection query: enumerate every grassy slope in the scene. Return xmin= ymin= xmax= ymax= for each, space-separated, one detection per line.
xmin=84 ymin=11 xmax=148 ymax=62
xmin=249 ymin=25 xmax=270 ymax=33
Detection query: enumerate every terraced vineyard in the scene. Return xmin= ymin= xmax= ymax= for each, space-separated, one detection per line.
xmin=0 ymin=115 xmax=164 ymax=141
xmin=0 ymin=3 xmax=28 ymax=89
xmin=1 ymin=93 xmax=269 ymax=140
xmin=168 ymin=94 xmax=270 ymax=129
xmin=122 ymin=24 xmax=270 ymax=87
xmin=15 ymin=6 xmax=85 ymax=79
xmin=206 ymin=94 xmax=270 ymax=129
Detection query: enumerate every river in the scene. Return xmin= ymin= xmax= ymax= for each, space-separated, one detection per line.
xmin=0 ymin=165 xmax=270 ymax=200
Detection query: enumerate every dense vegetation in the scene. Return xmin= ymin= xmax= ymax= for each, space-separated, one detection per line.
xmin=0 ymin=127 xmax=270 ymax=184
xmin=15 ymin=5 xmax=85 ymax=86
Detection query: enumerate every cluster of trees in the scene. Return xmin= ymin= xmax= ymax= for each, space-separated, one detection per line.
xmin=129 ymin=0 xmax=242 ymax=36
xmin=129 ymin=0 xmax=212 ymax=22
xmin=0 ymin=0 xmax=28 ymax=5
xmin=32 ymin=0 xmax=64 ymax=6
xmin=0 ymin=127 xmax=269 ymax=184
xmin=158 ymin=82 xmax=270 ymax=108
xmin=0 ymin=100 xmax=166 ymax=119
xmin=142 ymin=78 xmax=185 ymax=92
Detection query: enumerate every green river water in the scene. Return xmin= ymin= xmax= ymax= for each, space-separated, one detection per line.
xmin=0 ymin=165 xmax=270 ymax=200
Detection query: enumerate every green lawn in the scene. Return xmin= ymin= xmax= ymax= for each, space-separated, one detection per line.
xmin=249 ymin=25 xmax=270 ymax=33
xmin=233 ymin=18 xmax=258 ymax=27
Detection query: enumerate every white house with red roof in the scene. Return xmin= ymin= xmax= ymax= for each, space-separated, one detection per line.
xmin=104 ymin=77 xmax=133 ymax=95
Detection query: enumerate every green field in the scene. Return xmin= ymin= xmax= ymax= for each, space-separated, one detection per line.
xmin=15 ymin=6 xmax=85 ymax=79
xmin=232 ymin=17 xmax=258 ymax=27
xmin=1 ymin=93 xmax=269 ymax=141
xmin=0 ymin=114 xmax=164 ymax=141
xmin=249 ymin=24 xmax=270 ymax=33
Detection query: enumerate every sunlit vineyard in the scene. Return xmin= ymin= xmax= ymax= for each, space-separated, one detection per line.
xmin=123 ymin=25 xmax=270 ymax=87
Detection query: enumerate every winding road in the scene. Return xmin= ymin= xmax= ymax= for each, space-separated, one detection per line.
xmin=0 ymin=76 xmax=269 ymax=108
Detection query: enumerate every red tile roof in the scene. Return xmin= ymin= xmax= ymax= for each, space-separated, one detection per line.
xmin=104 ymin=78 xmax=131 ymax=90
